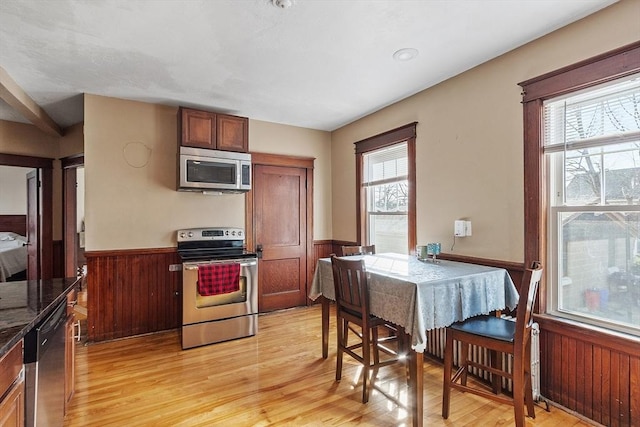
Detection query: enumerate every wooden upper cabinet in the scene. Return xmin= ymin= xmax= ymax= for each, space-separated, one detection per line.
xmin=216 ymin=113 xmax=248 ymax=152
xmin=180 ymin=108 xmax=217 ymax=149
xmin=179 ymin=107 xmax=248 ymax=152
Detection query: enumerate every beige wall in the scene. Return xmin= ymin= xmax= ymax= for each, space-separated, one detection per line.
xmin=83 ymin=95 xmax=332 ymax=250
xmin=0 ymin=119 xmax=59 ymax=158
xmin=249 ymin=119 xmax=332 ymax=239
xmin=59 ymin=123 xmax=84 ymax=158
xmin=330 ymin=0 xmax=640 ymax=263
xmin=0 ymin=166 xmax=31 ymax=215
xmin=0 ymin=119 xmax=84 ymax=240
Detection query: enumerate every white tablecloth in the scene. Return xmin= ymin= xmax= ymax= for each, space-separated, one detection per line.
xmin=310 ymin=253 xmax=519 ymax=353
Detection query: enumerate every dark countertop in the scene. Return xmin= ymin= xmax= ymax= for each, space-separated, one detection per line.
xmin=0 ymin=277 xmax=80 ymax=357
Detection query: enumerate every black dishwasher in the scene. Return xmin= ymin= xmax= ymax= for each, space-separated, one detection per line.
xmin=24 ymin=300 xmax=67 ymax=427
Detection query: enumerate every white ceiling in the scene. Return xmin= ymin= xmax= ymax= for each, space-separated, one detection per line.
xmin=0 ymin=0 xmax=617 ymax=132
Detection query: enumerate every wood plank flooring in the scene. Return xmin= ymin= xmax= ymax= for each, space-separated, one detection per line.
xmin=64 ymin=305 xmax=595 ymax=426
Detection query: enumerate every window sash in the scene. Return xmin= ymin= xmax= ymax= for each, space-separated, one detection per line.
xmin=544 ymin=73 xmax=640 ymax=335
xmin=363 ymin=143 xmax=408 ymax=184
xmin=544 ymin=75 xmax=640 ymax=152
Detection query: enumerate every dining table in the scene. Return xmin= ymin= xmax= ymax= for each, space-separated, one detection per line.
xmin=310 ymin=252 xmax=519 ymax=427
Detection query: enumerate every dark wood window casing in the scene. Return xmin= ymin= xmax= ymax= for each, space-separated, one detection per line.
xmin=354 ymin=122 xmax=417 ymax=254
xmin=518 ymin=41 xmax=640 ymax=312
xmin=519 ymin=43 xmax=640 ymax=427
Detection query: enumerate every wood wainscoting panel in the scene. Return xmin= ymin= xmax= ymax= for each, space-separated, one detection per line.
xmin=439 ymin=252 xmax=525 ymax=293
xmin=85 ymin=248 xmax=182 ymax=342
xmin=312 ymin=240 xmax=334 ymax=264
xmin=536 ymin=315 xmax=640 ymax=427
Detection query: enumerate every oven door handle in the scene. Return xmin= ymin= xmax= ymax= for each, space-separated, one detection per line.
xmin=183 ymin=259 xmax=257 ymax=270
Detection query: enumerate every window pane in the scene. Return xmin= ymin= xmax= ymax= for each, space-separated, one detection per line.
xmin=363 ymin=143 xmax=407 ymax=183
xmin=564 ymin=149 xmax=602 ymax=205
xmin=563 ymin=141 xmax=640 ymax=206
xmin=557 ymin=210 xmax=640 ymax=331
xmin=544 ymin=77 xmax=640 ymax=148
xmin=368 ymin=214 xmax=407 ymax=254
xmin=603 ymin=143 xmax=640 ymax=204
xmin=367 ymin=182 xmax=408 ymax=212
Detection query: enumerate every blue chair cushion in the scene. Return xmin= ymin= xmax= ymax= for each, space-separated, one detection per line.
xmin=449 ymin=315 xmax=515 ymax=343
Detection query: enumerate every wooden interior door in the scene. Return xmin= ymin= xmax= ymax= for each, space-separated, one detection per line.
xmin=63 ymin=167 xmax=78 ymax=278
xmin=254 ymin=164 xmax=308 ymax=312
xmin=26 ymin=170 xmax=39 ymax=280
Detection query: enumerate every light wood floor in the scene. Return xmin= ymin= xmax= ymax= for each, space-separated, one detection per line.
xmin=64 ymin=305 xmax=594 ymax=427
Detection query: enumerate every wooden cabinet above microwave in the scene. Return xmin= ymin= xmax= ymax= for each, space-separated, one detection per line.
xmin=179 ymin=107 xmax=248 ymax=153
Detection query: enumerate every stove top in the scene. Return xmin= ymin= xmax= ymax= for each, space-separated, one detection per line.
xmin=177 ymin=227 xmax=245 ymax=243
xmin=176 ymin=227 xmax=256 ymax=261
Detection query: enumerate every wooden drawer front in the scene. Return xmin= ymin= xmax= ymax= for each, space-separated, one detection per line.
xmin=0 ymin=341 xmax=22 ymax=396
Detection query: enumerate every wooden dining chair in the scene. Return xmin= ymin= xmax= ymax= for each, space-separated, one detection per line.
xmin=341 ymin=244 xmax=376 ymax=256
xmin=330 ymin=255 xmax=405 ymax=403
xmin=442 ymin=261 xmax=543 ymax=427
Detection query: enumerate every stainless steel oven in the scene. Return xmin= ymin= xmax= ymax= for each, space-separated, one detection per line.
xmin=177 ymin=227 xmax=258 ymax=349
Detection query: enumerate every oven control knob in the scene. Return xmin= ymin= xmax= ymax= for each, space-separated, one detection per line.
xmin=238 ymin=231 xmax=243 ymax=237
xmin=179 ymin=232 xmax=185 ymax=239
xmin=188 ymin=232 xmax=194 ymax=238
xmin=231 ymin=231 xmax=236 ymax=236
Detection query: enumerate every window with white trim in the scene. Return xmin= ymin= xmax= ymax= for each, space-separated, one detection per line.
xmin=544 ymin=74 xmax=640 ymax=335
xmin=362 ymin=143 xmax=409 ymax=254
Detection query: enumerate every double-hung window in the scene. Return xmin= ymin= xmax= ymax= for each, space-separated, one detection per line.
xmin=362 ymin=143 xmax=408 ymax=253
xmin=354 ymin=123 xmax=416 ymax=255
xmin=544 ymin=74 xmax=640 ymax=335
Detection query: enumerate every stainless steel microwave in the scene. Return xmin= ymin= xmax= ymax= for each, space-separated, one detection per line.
xmin=178 ymin=147 xmax=251 ymax=193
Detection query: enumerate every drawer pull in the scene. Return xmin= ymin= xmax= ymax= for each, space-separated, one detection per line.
xmin=74 ymin=320 xmax=82 ymax=342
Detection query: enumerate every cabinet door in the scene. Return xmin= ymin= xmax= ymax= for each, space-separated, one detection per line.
xmin=65 ymin=288 xmax=77 ymax=412
xmin=65 ymin=314 xmax=76 ymax=412
xmin=216 ymin=114 xmax=248 ymax=152
xmin=0 ymin=340 xmax=23 ymax=427
xmin=0 ymin=379 xmax=24 ymax=427
xmin=180 ymin=108 xmax=217 ymax=149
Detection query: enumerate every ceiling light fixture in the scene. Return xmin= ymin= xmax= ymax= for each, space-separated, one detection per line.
xmin=393 ymin=48 xmax=419 ymax=62
xmin=272 ymin=0 xmax=294 ymax=9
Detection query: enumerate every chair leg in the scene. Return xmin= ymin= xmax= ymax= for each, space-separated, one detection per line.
xmin=336 ymin=318 xmax=344 ymax=381
xmin=372 ymin=325 xmax=380 ymax=372
xmin=524 ymin=343 xmax=536 ymax=418
xmin=442 ymin=331 xmax=454 ymax=419
xmin=512 ymin=353 xmax=526 ymax=427
xmin=362 ymin=325 xmax=371 ymax=403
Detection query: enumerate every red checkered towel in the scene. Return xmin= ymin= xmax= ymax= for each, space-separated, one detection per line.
xmin=197 ymin=263 xmax=240 ymax=296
